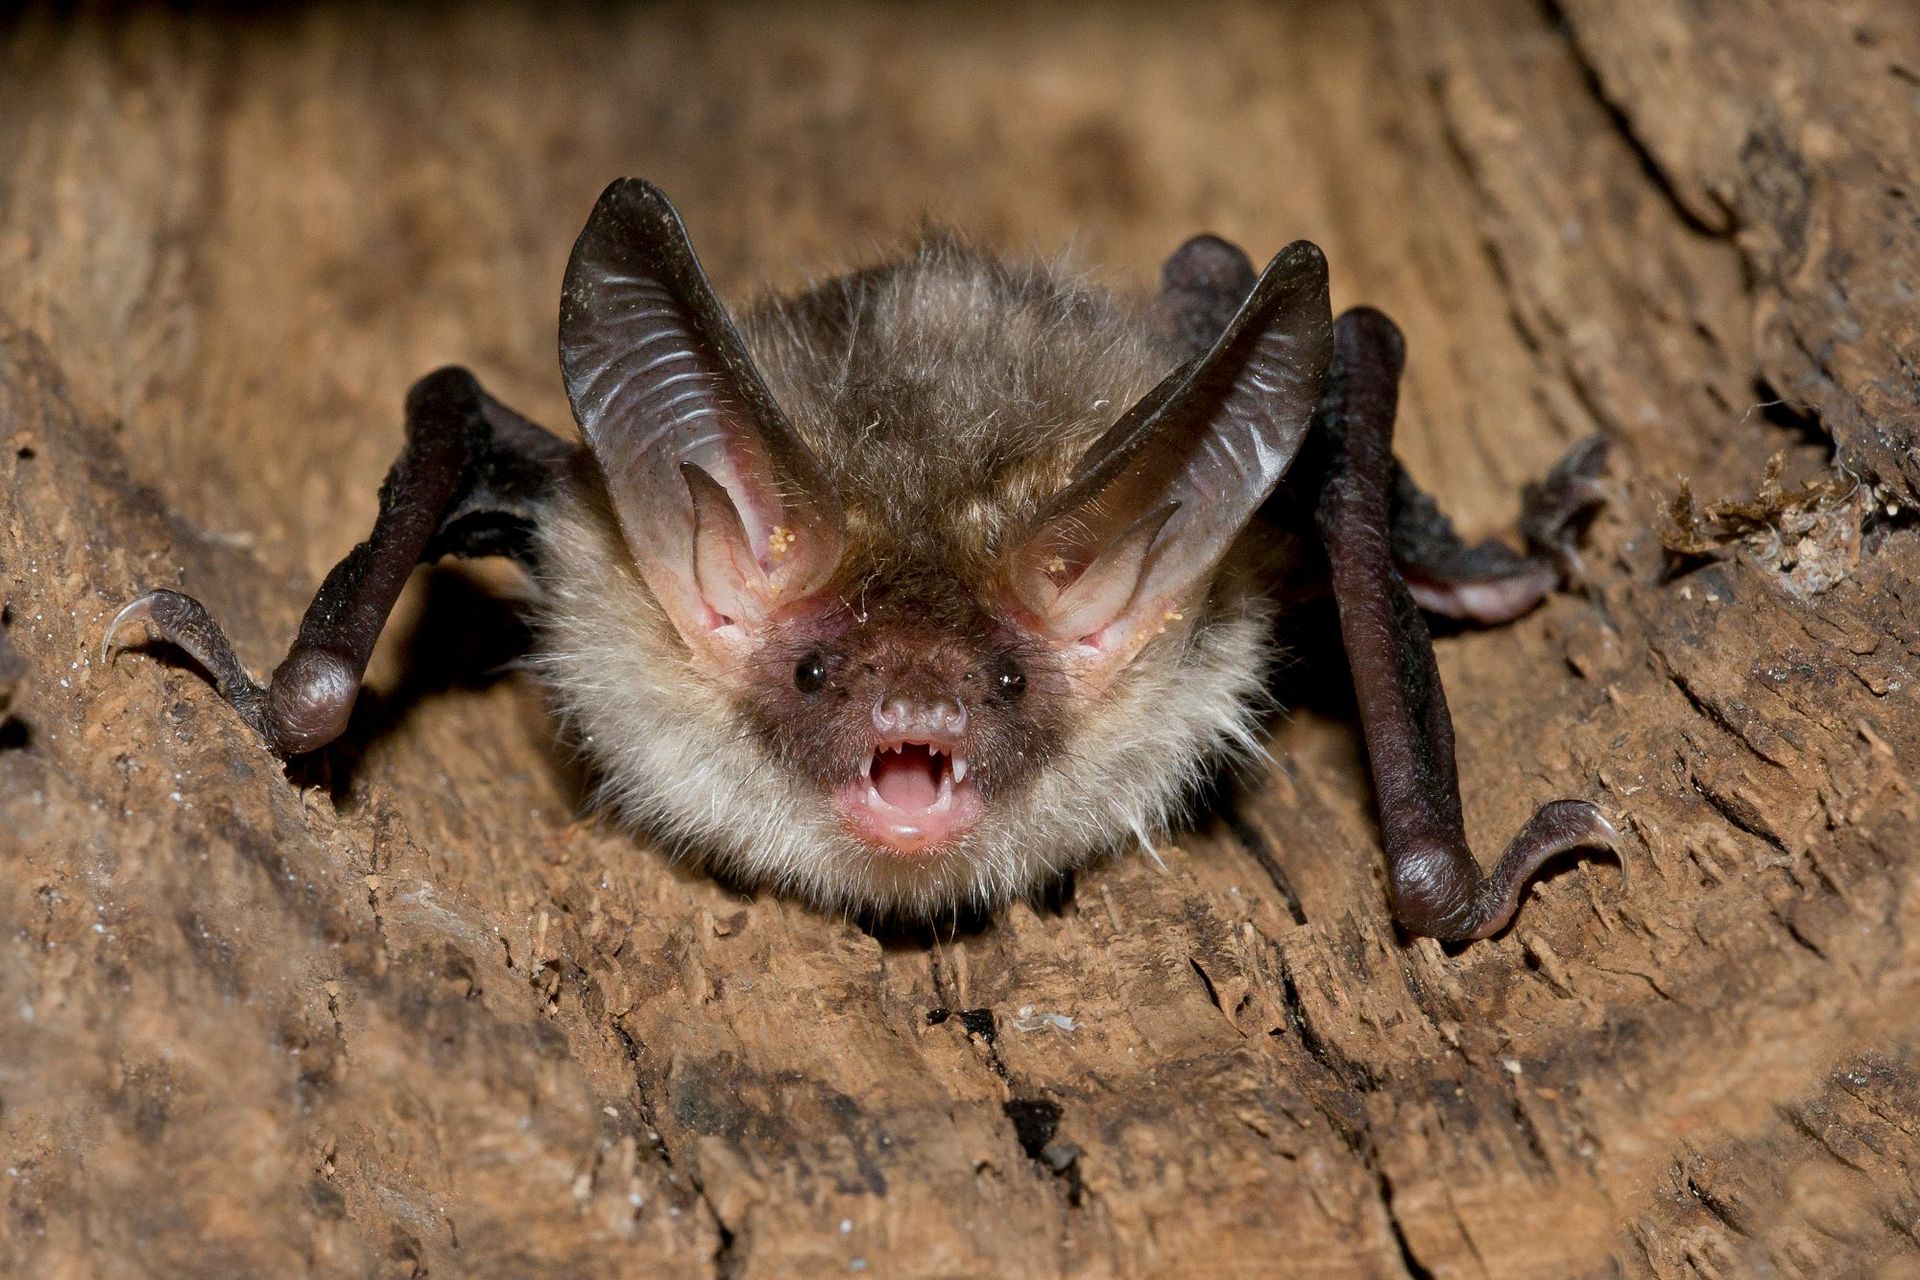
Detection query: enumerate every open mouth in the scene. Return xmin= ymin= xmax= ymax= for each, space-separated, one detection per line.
xmin=833 ymin=739 xmax=982 ymax=854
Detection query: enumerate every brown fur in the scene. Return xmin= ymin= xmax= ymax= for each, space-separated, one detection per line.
xmin=536 ymin=236 xmax=1276 ymax=918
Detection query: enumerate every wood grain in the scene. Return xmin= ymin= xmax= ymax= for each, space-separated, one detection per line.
xmin=4 ymin=3 xmax=1919 ymax=1276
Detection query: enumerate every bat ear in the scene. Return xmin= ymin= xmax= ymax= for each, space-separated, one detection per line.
xmin=560 ymin=179 xmax=844 ymax=658
xmin=1007 ymin=240 xmax=1332 ymax=676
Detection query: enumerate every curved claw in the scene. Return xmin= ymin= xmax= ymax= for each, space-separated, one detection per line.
xmin=1392 ymin=799 xmax=1621 ymax=942
xmin=103 ymin=589 xmax=272 ymax=739
xmin=1463 ymin=799 xmax=1621 ymax=939
xmin=102 ymin=593 xmax=158 ymax=666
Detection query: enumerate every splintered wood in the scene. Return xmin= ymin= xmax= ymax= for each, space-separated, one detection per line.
xmin=4 ymin=3 xmax=1919 ymax=1276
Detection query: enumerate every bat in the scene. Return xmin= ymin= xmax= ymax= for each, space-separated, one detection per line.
xmin=106 ymin=179 xmax=1616 ymax=941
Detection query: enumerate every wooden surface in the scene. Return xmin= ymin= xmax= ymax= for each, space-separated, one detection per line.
xmin=5 ymin=3 xmax=1920 ymax=1276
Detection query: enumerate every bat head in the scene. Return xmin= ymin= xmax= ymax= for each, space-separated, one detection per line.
xmin=546 ymin=180 xmax=1330 ymax=917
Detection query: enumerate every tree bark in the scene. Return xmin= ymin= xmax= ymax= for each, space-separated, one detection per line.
xmin=3 ymin=4 xmax=1918 ymax=1277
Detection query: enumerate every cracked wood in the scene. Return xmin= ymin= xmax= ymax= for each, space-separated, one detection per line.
xmin=4 ymin=2 xmax=1920 ymax=1277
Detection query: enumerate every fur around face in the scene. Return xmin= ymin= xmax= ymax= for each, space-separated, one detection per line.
xmin=534 ymin=236 xmax=1277 ymax=919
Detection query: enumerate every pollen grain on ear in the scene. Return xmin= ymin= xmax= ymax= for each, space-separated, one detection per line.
xmin=768 ymin=525 xmax=796 ymax=558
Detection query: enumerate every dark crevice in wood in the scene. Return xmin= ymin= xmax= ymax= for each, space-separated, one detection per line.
xmin=1776 ymin=1103 xmax=1874 ymax=1178
xmin=1224 ymin=811 xmax=1308 ymax=926
xmin=693 ymin=1173 xmax=742 ymax=1280
xmin=1033 ymin=868 xmax=1077 ymax=916
xmin=1689 ymin=773 xmax=1792 ymax=858
xmin=1189 ymin=955 xmax=1223 ymax=1013
xmin=1749 ymin=376 xmax=1829 ymax=450
xmin=1503 ymin=1079 xmax=1555 ymax=1175
xmin=926 ymin=1004 xmax=1002 ymax=1067
xmin=1683 ymin=1172 xmax=1748 ymax=1238
xmin=1002 ymin=1097 xmax=1085 ymax=1208
xmin=1657 ymin=660 xmax=1793 ymax=771
xmin=648 ymin=1045 xmax=743 ymax=1279
xmin=930 ymin=1001 xmax=1084 ymax=1208
xmin=1536 ymin=0 xmax=1735 ymax=236
xmin=1375 ymin=1167 xmax=1439 ymax=1280
xmin=927 ymin=955 xmax=1015 ymax=1084
xmin=1275 ymin=952 xmax=1383 ymax=1095
xmin=1768 ymin=906 xmax=1827 ymax=961
xmin=613 ymin=1020 xmax=677 ymax=1170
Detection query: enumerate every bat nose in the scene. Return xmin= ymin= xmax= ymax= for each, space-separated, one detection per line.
xmin=874 ymin=693 xmax=967 ymax=740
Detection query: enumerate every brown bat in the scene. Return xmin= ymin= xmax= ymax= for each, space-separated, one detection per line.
xmin=106 ymin=179 xmax=1616 ymax=941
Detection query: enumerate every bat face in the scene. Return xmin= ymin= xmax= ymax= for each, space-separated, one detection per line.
xmin=735 ymin=588 xmax=1058 ymax=857
xmin=544 ymin=180 xmax=1329 ymax=918
xmin=537 ymin=469 xmax=1277 ymax=917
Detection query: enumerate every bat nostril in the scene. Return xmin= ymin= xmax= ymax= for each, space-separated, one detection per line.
xmin=872 ymin=694 xmax=966 ymax=739
xmin=936 ymin=698 xmax=966 ymax=736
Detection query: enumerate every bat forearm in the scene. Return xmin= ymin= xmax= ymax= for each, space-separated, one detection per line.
xmin=107 ymin=367 xmax=574 ymax=756
xmin=1313 ymin=307 xmax=1616 ymax=941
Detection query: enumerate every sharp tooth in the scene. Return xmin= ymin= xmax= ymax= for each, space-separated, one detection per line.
xmin=867 ymin=782 xmax=886 ymax=810
xmin=861 ymin=753 xmax=874 ymax=779
xmin=934 ymin=773 xmax=953 ymax=811
xmin=952 ymin=754 xmax=968 ymax=784
xmin=929 ymin=743 xmax=945 ymax=759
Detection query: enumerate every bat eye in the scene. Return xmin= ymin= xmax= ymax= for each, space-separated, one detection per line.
xmin=996 ymin=663 xmax=1026 ymax=701
xmin=794 ymin=652 xmax=829 ymax=694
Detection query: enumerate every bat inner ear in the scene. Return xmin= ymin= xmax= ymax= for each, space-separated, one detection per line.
xmin=1012 ymin=502 xmax=1179 ymax=643
xmin=683 ymin=462 xmax=774 ymax=628
xmin=681 ymin=461 xmax=842 ymax=632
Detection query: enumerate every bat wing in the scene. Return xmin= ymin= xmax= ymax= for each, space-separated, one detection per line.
xmin=1153 ymin=233 xmax=1259 ymax=362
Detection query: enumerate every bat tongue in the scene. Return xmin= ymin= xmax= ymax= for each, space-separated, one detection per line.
xmin=873 ymin=745 xmax=942 ymax=811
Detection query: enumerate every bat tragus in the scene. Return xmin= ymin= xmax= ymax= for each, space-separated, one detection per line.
xmin=106 ymin=179 xmax=1617 ymax=941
